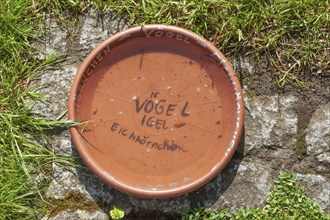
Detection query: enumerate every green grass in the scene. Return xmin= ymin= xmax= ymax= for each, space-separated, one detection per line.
xmin=183 ymin=172 xmax=330 ymax=220
xmin=106 ymin=0 xmax=329 ymax=87
xmin=0 ymin=1 xmax=75 ymax=219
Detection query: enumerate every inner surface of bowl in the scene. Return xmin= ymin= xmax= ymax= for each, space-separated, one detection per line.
xmin=68 ymin=25 xmax=244 ymax=198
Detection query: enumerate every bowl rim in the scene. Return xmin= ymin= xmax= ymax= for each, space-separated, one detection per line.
xmin=68 ymin=24 xmax=244 ymax=198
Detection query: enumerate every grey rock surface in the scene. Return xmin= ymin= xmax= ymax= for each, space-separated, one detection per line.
xmin=42 ymin=209 xmax=109 ymax=220
xmin=46 ymin=164 xmax=91 ymax=200
xmin=244 ymin=94 xmax=298 ymax=152
xmin=305 ymin=103 xmax=330 ymax=165
xmin=79 ymin=9 xmax=128 ymax=57
xmin=205 ymin=160 xmax=274 ymax=211
xmin=33 ymin=66 xmax=77 ymax=119
xmin=33 ymin=17 xmax=68 ymax=59
xmin=34 ymin=7 xmax=330 ymax=219
xmin=296 ymin=173 xmax=330 ymax=211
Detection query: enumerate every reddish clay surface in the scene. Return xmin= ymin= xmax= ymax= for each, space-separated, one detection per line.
xmin=68 ymin=25 xmax=244 ymax=198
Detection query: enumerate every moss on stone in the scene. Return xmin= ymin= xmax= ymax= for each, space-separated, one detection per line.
xmin=43 ymin=192 xmax=100 ymax=217
xmin=295 ymin=129 xmax=307 ymax=157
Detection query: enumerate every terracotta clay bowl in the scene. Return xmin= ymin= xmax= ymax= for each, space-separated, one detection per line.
xmin=68 ymin=25 xmax=244 ymax=198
